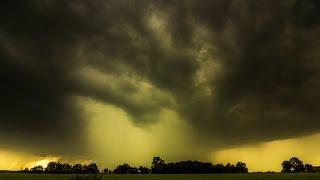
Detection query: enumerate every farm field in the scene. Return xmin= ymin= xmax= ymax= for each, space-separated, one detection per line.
xmin=0 ymin=173 xmax=320 ymax=180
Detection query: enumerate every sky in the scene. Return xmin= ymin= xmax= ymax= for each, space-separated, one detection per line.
xmin=0 ymin=0 xmax=320 ymax=172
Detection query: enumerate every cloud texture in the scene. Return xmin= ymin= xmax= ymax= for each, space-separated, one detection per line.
xmin=1 ymin=0 xmax=320 ymax=155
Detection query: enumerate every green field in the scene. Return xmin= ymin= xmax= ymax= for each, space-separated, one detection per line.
xmin=1 ymin=173 xmax=320 ymax=180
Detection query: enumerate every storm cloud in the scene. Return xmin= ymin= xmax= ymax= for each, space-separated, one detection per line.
xmin=1 ymin=0 xmax=320 ymax=155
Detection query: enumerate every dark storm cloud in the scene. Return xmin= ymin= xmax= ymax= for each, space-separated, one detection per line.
xmin=174 ymin=0 xmax=320 ymax=145
xmin=1 ymin=0 xmax=320 ymax=154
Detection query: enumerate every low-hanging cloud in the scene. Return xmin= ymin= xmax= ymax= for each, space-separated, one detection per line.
xmin=0 ymin=0 xmax=320 ymax=156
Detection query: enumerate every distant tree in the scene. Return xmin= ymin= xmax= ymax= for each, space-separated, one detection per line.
xmin=113 ymin=164 xmax=140 ymax=174
xmin=84 ymin=163 xmax=99 ymax=174
xmin=130 ymin=167 xmax=139 ymax=174
xmin=151 ymin=157 xmax=167 ymax=174
xmin=30 ymin=165 xmax=43 ymax=173
xmin=202 ymin=162 xmax=215 ymax=173
xmin=138 ymin=166 xmax=151 ymax=174
xmin=282 ymin=157 xmax=305 ymax=173
xmin=55 ymin=162 xmax=64 ymax=173
xmin=225 ymin=163 xmax=236 ymax=173
xmin=236 ymin=162 xmax=248 ymax=173
xmin=45 ymin=161 xmax=57 ymax=173
xmin=214 ymin=163 xmax=225 ymax=173
xmin=44 ymin=161 xmax=73 ymax=174
xmin=72 ymin=164 xmax=83 ymax=174
xmin=305 ymin=164 xmax=314 ymax=172
xmin=289 ymin=157 xmax=305 ymax=172
xmin=21 ymin=158 xmax=254 ymax=175
xmin=113 ymin=164 xmax=131 ymax=174
xmin=282 ymin=160 xmax=292 ymax=173
xmin=63 ymin=163 xmax=72 ymax=173
xmin=23 ymin=168 xmax=29 ymax=173
xmin=149 ymin=157 xmax=249 ymax=174
xmin=102 ymin=168 xmax=109 ymax=174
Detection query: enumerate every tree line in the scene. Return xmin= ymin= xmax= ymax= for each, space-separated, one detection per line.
xmin=6 ymin=156 xmax=320 ymax=174
xmin=24 ymin=156 xmax=248 ymax=174
xmin=281 ymin=157 xmax=318 ymax=173
xmin=24 ymin=162 xmax=99 ymax=174
xmin=149 ymin=157 xmax=248 ymax=174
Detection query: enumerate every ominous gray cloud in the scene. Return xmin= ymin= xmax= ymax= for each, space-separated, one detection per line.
xmin=0 ymin=0 xmax=320 ymax=155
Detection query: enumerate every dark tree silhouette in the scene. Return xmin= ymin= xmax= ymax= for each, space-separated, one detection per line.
xmin=113 ymin=164 xmax=132 ymax=174
xmin=282 ymin=157 xmax=306 ymax=173
xmin=102 ymin=168 xmax=109 ymax=174
xmin=113 ymin=164 xmax=146 ymax=174
xmin=23 ymin=168 xmax=29 ymax=173
xmin=236 ymin=162 xmax=248 ymax=173
xmin=281 ymin=160 xmax=291 ymax=173
xmin=30 ymin=165 xmax=43 ymax=173
xmin=214 ymin=163 xmax=225 ymax=173
xmin=72 ymin=164 xmax=83 ymax=174
xmin=45 ymin=162 xmax=57 ymax=173
xmin=34 ymin=161 xmax=100 ymax=174
xmin=130 ymin=167 xmax=139 ymax=174
xmin=138 ymin=166 xmax=151 ymax=174
xmin=151 ymin=157 xmax=167 ymax=174
xmin=83 ymin=163 xmax=99 ymax=174
xmin=150 ymin=157 xmax=248 ymax=174
xmin=21 ymin=157 xmax=251 ymax=175
xmin=289 ymin=157 xmax=305 ymax=172
xmin=305 ymin=164 xmax=314 ymax=172
xmin=225 ymin=163 xmax=235 ymax=173
xmin=44 ymin=162 xmax=73 ymax=174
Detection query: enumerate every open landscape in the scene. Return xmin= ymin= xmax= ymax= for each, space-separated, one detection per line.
xmin=1 ymin=174 xmax=320 ymax=180
xmin=1 ymin=156 xmax=319 ymax=179
xmin=1 ymin=0 xmax=320 ymax=179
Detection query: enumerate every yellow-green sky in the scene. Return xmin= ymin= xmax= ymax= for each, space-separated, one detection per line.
xmin=2 ymin=97 xmax=320 ymax=171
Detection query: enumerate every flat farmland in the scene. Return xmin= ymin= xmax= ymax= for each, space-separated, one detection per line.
xmin=1 ymin=173 xmax=320 ymax=180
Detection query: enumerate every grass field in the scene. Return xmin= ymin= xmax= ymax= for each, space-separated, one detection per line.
xmin=1 ymin=173 xmax=320 ymax=180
